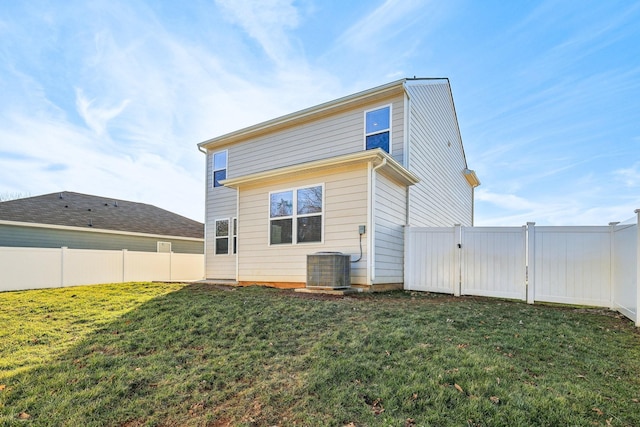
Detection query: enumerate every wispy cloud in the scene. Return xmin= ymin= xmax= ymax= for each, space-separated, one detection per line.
xmin=475 ymin=189 xmax=539 ymax=212
xmin=614 ymin=163 xmax=640 ymax=187
xmin=75 ymin=88 xmax=129 ymax=136
xmin=475 ymin=191 xmax=638 ymax=227
xmin=214 ymin=0 xmax=301 ymax=65
xmin=336 ymin=0 xmax=431 ymax=52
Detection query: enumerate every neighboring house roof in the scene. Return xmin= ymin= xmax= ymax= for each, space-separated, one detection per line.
xmin=0 ymin=191 xmax=203 ymax=239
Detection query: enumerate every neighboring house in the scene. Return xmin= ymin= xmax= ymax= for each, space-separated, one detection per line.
xmin=198 ymin=78 xmax=479 ymax=290
xmin=0 ymin=191 xmax=204 ymax=254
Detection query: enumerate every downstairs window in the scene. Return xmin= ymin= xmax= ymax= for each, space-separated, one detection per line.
xmin=269 ymin=185 xmax=323 ymax=245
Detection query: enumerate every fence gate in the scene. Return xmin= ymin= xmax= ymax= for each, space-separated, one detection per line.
xmin=405 ymin=226 xmax=527 ymax=300
xmin=530 ymin=226 xmax=612 ymax=307
xmin=460 ymin=226 xmax=526 ymax=300
xmin=404 ymin=227 xmax=459 ymax=294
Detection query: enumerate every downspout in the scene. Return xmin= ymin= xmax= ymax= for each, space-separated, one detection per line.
xmin=236 ymin=190 xmax=240 ymax=282
xmin=370 ymin=157 xmax=387 ymax=283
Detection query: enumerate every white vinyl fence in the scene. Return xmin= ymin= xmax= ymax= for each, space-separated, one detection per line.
xmin=405 ymin=210 xmax=640 ymax=326
xmin=0 ymin=247 xmax=205 ymax=292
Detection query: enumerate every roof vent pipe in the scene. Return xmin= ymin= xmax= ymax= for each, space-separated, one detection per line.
xmin=59 ymin=193 xmax=63 ymax=199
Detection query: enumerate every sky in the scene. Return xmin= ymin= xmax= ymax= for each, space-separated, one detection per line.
xmin=0 ymin=0 xmax=639 ymax=226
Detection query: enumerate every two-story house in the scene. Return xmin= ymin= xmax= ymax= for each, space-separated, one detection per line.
xmin=197 ymin=78 xmax=479 ymax=291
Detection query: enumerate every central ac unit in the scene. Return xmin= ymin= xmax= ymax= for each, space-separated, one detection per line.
xmin=306 ymin=252 xmax=351 ymax=289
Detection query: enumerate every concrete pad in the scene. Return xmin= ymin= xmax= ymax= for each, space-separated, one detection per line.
xmin=294 ymin=287 xmax=360 ymax=296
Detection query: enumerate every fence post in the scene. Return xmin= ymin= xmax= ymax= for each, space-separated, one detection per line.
xmin=526 ymin=223 xmax=535 ymax=304
xmin=403 ymin=226 xmax=410 ymax=291
xmin=122 ymin=249 xmax=127 ymax=283
xmin=635 ymin=209 xmax=640 ymax=327
xmin=60 ymin=246 xmax=67 ymax=287
xmin=609 ymin=222 xmax=619 ymax=310
xmin=454 ymin=224 xmax=462 ymax=296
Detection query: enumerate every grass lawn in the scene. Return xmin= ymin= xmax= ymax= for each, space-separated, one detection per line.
xmin=1 ymin=283 xmax=639 ymax=426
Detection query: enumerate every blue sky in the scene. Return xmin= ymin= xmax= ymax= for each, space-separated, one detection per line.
xmin=1 ymin=0 xmax=638 ymax=225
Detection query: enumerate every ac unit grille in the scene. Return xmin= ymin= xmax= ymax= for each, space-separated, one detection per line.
xmin=306 ymin=252 xmax=351 ymax=289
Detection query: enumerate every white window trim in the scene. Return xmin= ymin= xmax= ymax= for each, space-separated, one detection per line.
xmin=214 ymin=218 xmax=230 ymax=255
xmin=268 ymin=183 xmax=325 ymax=246
xmin=363 ymin=104 xmax=393 ymax=153
xmin=212 ymin=149 xmax=228 ymax=188
xmin=232 ymin=217 xmax=237 ymax=255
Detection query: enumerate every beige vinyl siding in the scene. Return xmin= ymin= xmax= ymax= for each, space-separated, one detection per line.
xmin=237 ymin=164 xmax=368 ymax=284
xmin=205 ymin=94 xmax=406 ymax=280
xmin=373 ymin=171 xmax=407 ymax=284
xmin=406 ymin=82 xmax=473 ymax=226
xmin=226 ymin=95 xmax=405 ymax=178
xmin=389 ymin=100 xmax=405 ymax=164
xmin=204 ymin=153 xmax=238 ymax=278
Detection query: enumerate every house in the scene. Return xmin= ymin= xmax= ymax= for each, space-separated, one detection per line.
xmin=0 ymin=191 xmax=204 ymax=254
xmin=197 ymin=78 xmax=479 ymax=290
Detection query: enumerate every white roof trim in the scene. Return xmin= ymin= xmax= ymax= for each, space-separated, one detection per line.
xmin=221 ymin=149 xmax=419 ymax=188
xmin=0 ymin=220 xmax=204 ymax=242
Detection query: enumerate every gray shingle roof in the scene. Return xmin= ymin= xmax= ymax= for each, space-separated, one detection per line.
xmin=0 ymin=192 xmax=203 ymax=239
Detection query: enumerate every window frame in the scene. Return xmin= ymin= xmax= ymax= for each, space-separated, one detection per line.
xmin=214 ymin=218 xmax=230 ymax=255
xmin=212 ymin=149 xmax=228 ymax=188
xmin=157 ymin=241 xmax=171 ymax=253
xmin=232 ymin=217 xmax=237 ymax=255
xmin=364 ymin=104 xmax=392 ymax=153
xmin=268 ymin=183 xmax=324 ymax=246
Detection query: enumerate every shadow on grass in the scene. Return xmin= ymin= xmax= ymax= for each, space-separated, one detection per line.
xmin=1 ymin=284 xmax=639 ymax=426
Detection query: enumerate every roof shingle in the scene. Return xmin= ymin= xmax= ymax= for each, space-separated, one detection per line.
xmin=0 ymin=192 xmax=203 ymax=239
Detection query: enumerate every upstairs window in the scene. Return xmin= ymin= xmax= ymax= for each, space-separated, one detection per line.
xmin=270 ymin=185 xmax=323 ymax=245
xmin=365 ymin=105 xmax=391 ymax=153
xmin=213 ymin=150 xmax=227 ymax=187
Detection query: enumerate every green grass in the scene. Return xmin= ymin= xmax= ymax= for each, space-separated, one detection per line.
xmin=1 ymin=283 xmax=639 ymax=426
